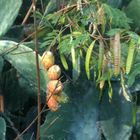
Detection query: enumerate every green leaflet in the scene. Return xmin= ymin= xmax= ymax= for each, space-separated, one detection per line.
xmin=98 ymin=41 xmax=104 ymax=79
xmin=126 ymin=39 xmax=136 ymax=74
xmin=121 ymin=72 xmax=131 ymax=101
xmin=108 ymin=80 xmax=113 ymax=102
xmin=60 ymin=54 xmax=68 ymax=70
xmin=71 ymin=45 xmax=76 ymax=69
xmin=85 ymin=40 xmax=96 ymax=79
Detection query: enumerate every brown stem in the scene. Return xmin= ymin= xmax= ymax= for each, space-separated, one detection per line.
xmin=32 ymin=0 xmax=41 ymax=140
xmin=0 ymin=95 xmax=4 ymax=113
xmin=14 ymin=105 xmax=47 ymax=140
xmin=22 ymin=3 xmax=33 ymax=25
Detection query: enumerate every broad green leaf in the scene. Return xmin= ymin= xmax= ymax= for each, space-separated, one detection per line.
xmin=0 ymin=117 xmax=6 ymax=140
xmin=0 ymin=0 xmax=22 ymax=37
xmin=85 ymin=41 xmax=95 ymax=79
xmin=0 ymin=40 xmax=48 ymax=93
xmin=100 ymin=82 xmax=133 ymax=140
xmin=41 ymin=78 xmax=101 ymax=140
xmin=1 ymin=67 xmax=33 ymax=111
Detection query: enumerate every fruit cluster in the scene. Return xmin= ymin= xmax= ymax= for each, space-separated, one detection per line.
xmin=41 ymin=51 xmax=63 ymax=111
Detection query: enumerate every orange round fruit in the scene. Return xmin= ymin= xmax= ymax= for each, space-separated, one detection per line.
xmin=47 ymin=96 xmax=58 ymax=111
xmin=41 ymin=51 xmax=55 ymax=70
xmin=48 ymin=65 xmax=61 ymax=80
xmin=47 ymin=80 xmax=63 ymax=94
xmin=47 ymin=92 xmax=61 ymax=103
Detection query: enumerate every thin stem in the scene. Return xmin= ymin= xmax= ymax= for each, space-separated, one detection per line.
xmin=32 ymin=0 xmax=41 ymax=140
xmin=14 ymin=105 xmax=47 ymax=140
xmin=22 ymin=3 xmax=33 ymax=25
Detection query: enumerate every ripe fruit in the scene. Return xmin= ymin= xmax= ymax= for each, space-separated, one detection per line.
xmin=41 ymin=51 xmax=55 ymax=70
xmin=47 ymin=80 xmax=63 ymax=94
xmin=48 ymin=65 xmax=61 ymax=80
xmin=47 ymin=96 xmax=59 ymax=111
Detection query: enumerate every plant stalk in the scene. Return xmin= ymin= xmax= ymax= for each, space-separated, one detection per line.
xmin=32 ymin=0 xmax=41 ymax=140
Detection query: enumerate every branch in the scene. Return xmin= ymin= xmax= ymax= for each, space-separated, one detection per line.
xmin=32 ymin=0 xmax=41 ymax=140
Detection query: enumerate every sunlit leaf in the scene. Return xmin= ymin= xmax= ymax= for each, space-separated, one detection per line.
xmin=71 ymin=45 xmax=76 ymax=69
xmin=60 ymin=54 xmax=69 ymax=70
xmin=85 ymin=41 xmax=96 ymax=79
xmin=126 ymin=39 xmax=136 ymax=74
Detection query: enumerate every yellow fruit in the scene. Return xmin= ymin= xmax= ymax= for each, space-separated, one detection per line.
xmin=47 ymin=96 xmax=58 ymax=111
xmin=41 ymin=51 xmax=55 ymax=70
xmin=48 ymin=65 xmax=61 ymax=80
xmin=47 ymin=80 xmax=63 ymax=94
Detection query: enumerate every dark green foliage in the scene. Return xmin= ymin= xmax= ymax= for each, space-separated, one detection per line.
xmin=107 ymin=0 xmax=122 ymax=8
xmin=100 ymin=82 xmax=133 ymax=140
xmin=0 ymin=117 xmax=6 ymax=140
xmin=0 ymin=0 xmax=140 ymax=139
xmin=41 ymin=79 xmax=101 ymax=140
xmin=41 ymin=76 xmax=133 ymax=140
xmin=103 ymin=4 xmax=131 ymax=29
xmin=125 ymin=0 xmax=140 ymax=32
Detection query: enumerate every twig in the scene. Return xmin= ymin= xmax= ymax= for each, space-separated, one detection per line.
xmin=14 ymin=105 xmax=47 ymax=140
xmin=6 ymin=117 xmax=21 ymax=140
xmin=0 ymin=95 xmax=4 ymax=113
xmin=32 ymin=0 xmax=41 ymax=140
xmin=22 ymin=3 xmax=33 ymax=25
